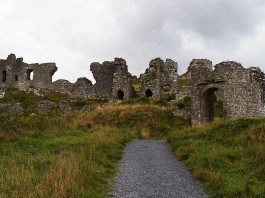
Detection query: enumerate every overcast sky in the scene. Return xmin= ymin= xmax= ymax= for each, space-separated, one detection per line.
xmin=1 ymin=0 xmax=265 ymax=83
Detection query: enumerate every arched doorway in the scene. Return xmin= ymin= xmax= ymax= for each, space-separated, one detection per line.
xmin=145 ymin=89 xmax=153 ymax=98
xmin=202 ymin=87 xmax=219 ymax=123
xmin=117 ymin=90 xmax=124 ymax=100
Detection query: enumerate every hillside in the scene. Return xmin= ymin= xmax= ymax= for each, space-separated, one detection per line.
xmin=168 ymin=119 xmax=265 ymax=197
xmin=0 ymin=88 xmax=264 ymax=197
xmin=0 ymin=88 xmax=187 ymax=197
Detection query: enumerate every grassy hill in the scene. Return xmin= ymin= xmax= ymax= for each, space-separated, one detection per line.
xmin=168 ymin=118 xmax=265 ymax=197
xmin=0 ymin=88 xmax=187 ymax=197
xmin=0 ymin=87 xmax=264 ymax=197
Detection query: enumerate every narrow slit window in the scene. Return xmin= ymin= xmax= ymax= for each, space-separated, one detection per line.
xmin=27 ymin=69 xmax=34 ymax=80
xmin=2 ymin=70 xmax=7 ymax=82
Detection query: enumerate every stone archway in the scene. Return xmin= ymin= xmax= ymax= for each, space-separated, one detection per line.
xmin=145 ymin=89 xmax=153 ymax=98
xmin=191 ymin=82 xmax=224 ymax=126
xmin=117 ymin=90 xmax=124 ymax=100
xmin=201 ymin=87 xmax=219 ymax=123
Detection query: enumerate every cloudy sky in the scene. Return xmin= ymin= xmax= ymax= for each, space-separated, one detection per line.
xmin=0 ymin=0 xmax=265 ymax=83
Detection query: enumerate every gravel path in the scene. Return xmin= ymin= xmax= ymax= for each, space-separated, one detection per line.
xmin=112 ymin=140 xmax=208 ymax=198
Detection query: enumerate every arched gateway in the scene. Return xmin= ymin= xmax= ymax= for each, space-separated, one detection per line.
xmin=190 ymin=59 xmax=265 ymax=126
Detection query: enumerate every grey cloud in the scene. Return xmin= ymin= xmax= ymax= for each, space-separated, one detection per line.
xmin=0 ymin=0 xmax=265 ymax=81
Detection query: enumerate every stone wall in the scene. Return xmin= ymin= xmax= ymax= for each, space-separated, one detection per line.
xmin=91 ymin=58 xmax=133 ymax=100
xmin=0 ymin=54 xmax=57 ymax=90
xmin=191 ymin=59 xmax=265 ymax=126
xmin=0 ymin=54 xmax=133 ymax=100
xmin=51 ymin=78 xmax=93 ymax=99
xmin=2 ymin=53 xmax=265 ymax=126
xmin=139 ymin=58 xmax=178 ymax=99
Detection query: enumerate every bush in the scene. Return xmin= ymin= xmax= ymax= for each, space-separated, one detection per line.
xmin=175 ymin=95 xmax=192 ymax=109
xmin=183 ymin=95 xmax=191 ymax=106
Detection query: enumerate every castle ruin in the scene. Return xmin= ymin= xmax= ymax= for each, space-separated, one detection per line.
xmin=139 ymin=58 xmax=178 ymax=99
xmin=0 ymin=54 xmax=57 ymax=90
xmin=190 ymin=59 xmax=265 ymax=126
xmin=1 ymin=53 xmax=265 ymax=125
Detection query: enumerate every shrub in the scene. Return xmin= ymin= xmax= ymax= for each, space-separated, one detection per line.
xmin=175 ymin=95 xmax=192 ymax=109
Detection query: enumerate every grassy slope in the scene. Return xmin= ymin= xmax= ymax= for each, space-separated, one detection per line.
xmin=0 ymin=86 xmax=106 ymax=113
xmin=1 ymin=127 xmax=132 ymax=197
xmin=0 ymin=88 xmax=129 ymax=197
xmin=0 ymin=89 xmax=187 ymax=197
xmin=168 ymin=118 xmax=265 ymax=198
xmin=1 ymin=88 xmax=265 ymax=197
xmin=76 ymin=103 xmax=188 ymax=138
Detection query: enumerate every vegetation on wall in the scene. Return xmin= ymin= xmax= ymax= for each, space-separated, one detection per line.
xmin=214 ymin=98 xmax=224 ymax=118
xmin=175 ymin=95 xmax=192 ymax=109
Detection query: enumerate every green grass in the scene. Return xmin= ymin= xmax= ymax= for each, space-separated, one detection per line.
xmin=0 ymin=113 xmax=134 ymax=197
xmin=0 ymin=86 xmax=107 ymax=114
xmin=0 ymin=87 xmax=131 ymax=197
xmin=76 ymin=104 xmax=188 ymax=138
xmin=0 ymin=90 xmax=187 ymax=197
xmin=167 ymin=118 xmax=265 ymax=198
xmin=1 ymin=87 xmax=265 ymax=197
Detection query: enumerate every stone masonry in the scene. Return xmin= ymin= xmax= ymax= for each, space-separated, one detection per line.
xmin=91 ymin=58 xmax=133 ymax=100
xmin=191 ymin=59 xmax=265 ymax=126
xmin=139 ymin=58 xmax=178 ymax=99
xmin=1 ymin=53 xmax=265 ymax=125
xmin=33 ymin=57 xmax=132 ymax=100
xmin=0 ymin=54 xmax=57 ymax=90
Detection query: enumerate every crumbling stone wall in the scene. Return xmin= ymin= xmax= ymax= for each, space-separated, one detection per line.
xmin=51 ymin=78 xmax=93 ymax=99
xmin=91 ymin=58 xmax=133 ymax=100
xmin=2 ymin=53 xmax=265 ymax=125
xmin=51 ymin=57 xmax=133 ymax=100
xmin=111 ymin=58 xmax=133 ymax=100
xmin=0 ymin=54 xmax=57 ymax=90
xmin=191 ymin=59 xmax=265 ymax=126
xmin=139 ymin=58 xmax=178 ymax=99
xmin=0 ymin=54 xmax=133 ymax=101
xmin=177 ymin=60 xmax=202 ymax=101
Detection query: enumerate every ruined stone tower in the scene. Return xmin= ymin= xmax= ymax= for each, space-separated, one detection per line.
xmin=139 ymin=58 xmax=178 ymax=99
xmin=0 ymin=54 xmax=57 ymax=90
xmin=90 ymin=58 xmax=133 ymax=100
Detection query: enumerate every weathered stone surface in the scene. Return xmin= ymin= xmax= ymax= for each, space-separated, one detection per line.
xmin=0 ymin=90 xmax=5 ymax=98
xmin=59 ymin=100 xmax=73 ymax=113
xmin=111 ymin=58 xmax=133 ymax=101
xmin=82 ymin=105 xmax=96 ymax=112
xmin=37 ymin=100 xmax=56 ymax=114
xmin=139 ymin=58 xmax=178 ymax=99
xmin=91 ymin=58 xmax=133 ymax=100
xmin=51 ymin=79 xmax=74 ymax=95
xmin=0 ymin=102 xmax=23 ymax=114
xmin=190 ymin=60 xmax=265 ymax=126
xmin=1 ymin=53 xmax=265 ymax=126
xmin=27 ymin=87 xmax=43 ymax=96
xmin=0 ymin=54 xmax=57 ymax=90
xmin=172 ymin=107 xmax=191 ymax=120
